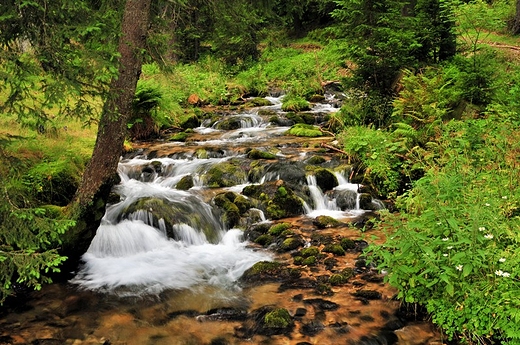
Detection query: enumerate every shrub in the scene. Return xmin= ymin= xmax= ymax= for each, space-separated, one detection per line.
xmin=368 ymin=116 xmax=520 ymax=343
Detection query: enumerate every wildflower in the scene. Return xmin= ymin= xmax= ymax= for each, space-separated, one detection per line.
xmin=443 ymin=253 xmax=448 ymax=257
xmin=502 ymin=272 xmax=511 ymax=277
xmin=447 ymin=246 xmax=453 ymax=250
xmin=442 ymin=238 xmax=449 ymax=241
xmin=478 ymin=227 xmax=485 ymax=232
xmin=484 ymin=234 xmax=494 ymax=240
xmin=502 ymin=196 xmax=508 ymax=199
xmin=456 ymin=265 xmax=463 ymax=271
xmin=495 ymin=270 xmax=504 ymax=276
xmin=437 ymin=222 xmax=442 ymax=225
xmin=499 ymin=258 xmax=506 ymax=263
xmin=485 ymin=203 xmax=490 ymax=207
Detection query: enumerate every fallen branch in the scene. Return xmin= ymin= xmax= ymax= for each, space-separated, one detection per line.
xmin=320 ymin=142 xmax=349 ymax=155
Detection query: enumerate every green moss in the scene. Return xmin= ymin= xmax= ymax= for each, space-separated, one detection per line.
xmin=293 ymin=256 xmax=304 ymax=265
xmin=169 ymin=132 xmax=189 ymax=142
xmin=255 ymin=234 xmax=274 ymax=246
xmin=234 ymin=194 xmax=252 ymax=214
xmin=286 ymin=123 xmax=323 ymax=137
xmin=307 ymin=155 xmax=326 ymax=165
xmin=313 ymin=215 xmax=340 ymax=229
xmin=248 ymin=261 xmax=284 ymax=275
xmin=329 ymin=273 xmax=348 ymax=286
xmin=279 ymin=237 xmax=303 ymax=251
xmin=300 ymin=246 xmax=320 ymax=258
xmin=268 ymin=222 xmax=291 ymax=236
xmin=246 ymin=97 xmax=273 ymax=107
xmin=340 ymin=238 xmax=356 ymax=250
xmin=322 ymin=244 xmax=346 ymax=256
xmin=264 ymin=308 xmax=292 ymax=328
xmin=302 ymin=256 xmax=317 ymax=266
xmin=176 ymin=175 xmax=194 ymax=190
xmin=247 ymin=149 xmax=277 ymax=160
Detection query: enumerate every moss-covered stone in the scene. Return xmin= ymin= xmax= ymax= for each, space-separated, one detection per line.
xmin=169 ymin=132 xmax=189 ymax=142
xmin=203 ymin=161 xmax=247 ymax=188
xmin=306 ymin=155 xmax=326 ymax=165
xmin=322 ymin=244 xmax=346 ymax=256
xmin=264 ymin=308 xmax=292 ymax=329
xmin=255 ymin=234 xmax=274 ymax=246
xmin=300 ymin=246 xmax=320 ymax=258
xmin=240 ymin=261 xmax=301 ymax=284
xmin=286 ymin=123 xmax=322 ymax=137
xmin=247 ymin=149 xmax=277 ymax=160
xmin=233 ymin=194 xmax=252 ymax=214
xmin=329 ymin=274 xmax=348 ymax=286
xmin=246 ymin=97 xmax=273 ymax=107
xmin=314 ymin=168 xmax=338 ymax=192
xmin=268 ymin=222 xmax=291 ymax=236
xmin=180 ymin=115 xmax=201 ymax=129
xmin=313 ymin=215 xmax=340 ymax=229
xmin=340 ymin=238 xmax=356 ymax=250
xmin=279 ymin=236 xmax=304 ymax=252
xmin=213 ymin=192 xmax=241 ymax=228
xmin=176 ymin=175 xmax=194 ymax=190
xmin=302 ymin=256 xmax=317 ymax=266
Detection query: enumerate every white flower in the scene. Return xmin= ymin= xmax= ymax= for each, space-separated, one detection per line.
xmin=484 ymin=234 xmax=494 ymax=240
xmin=502 ymin=196 xmax=508 ymax=199
xmin=447 ymin=246 xmax=453 ymax=250
xmin=443 ymin=253 xmax=448 ymax=257
xmin=456 ymin=265 xmax=463 ymax=271
xmin=495 ymin=270 xmax=504 ymax=276
xmin=485 ymin=203 xmax=491 ymax=207
xmin=502 ymin=272 xmax=511 ymax=277
xmin=478 ymin=227 xmax=486 ymax=232
xmin=437 ymin=222 xmax=442 ymax=225
xmin=442 ymin=238 xmax=449 ymax=241
xmin=499 ymin=258 xmax=506 ymax=263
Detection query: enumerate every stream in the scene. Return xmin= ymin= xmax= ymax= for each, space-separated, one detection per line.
xmin=0 ymin=96 xmax=438 ymax=345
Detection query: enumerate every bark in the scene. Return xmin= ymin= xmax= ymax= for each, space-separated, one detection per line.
xmin=63 ymin=0 xmax=152 ymax=260
xmin=510 ymin=0 xmax=520 ymax=35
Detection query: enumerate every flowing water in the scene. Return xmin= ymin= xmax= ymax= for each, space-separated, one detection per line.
xmin=0 ymin=96 xmax=437 ymax=345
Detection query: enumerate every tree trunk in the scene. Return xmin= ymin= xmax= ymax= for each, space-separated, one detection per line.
xmin=510 ymin=0 xmax=520 ymax=35
xmin=63 ymin=0 xmax=152 ymax=261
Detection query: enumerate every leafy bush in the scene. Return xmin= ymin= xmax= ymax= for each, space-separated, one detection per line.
xmin=369 ymin=116 xmax=520 ymax=343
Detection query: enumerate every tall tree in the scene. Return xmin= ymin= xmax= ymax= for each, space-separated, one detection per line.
xmin=509 ymin=0 xmax=520 ymax=34
xmin=65 ymin=0 xmax=152 ymax=258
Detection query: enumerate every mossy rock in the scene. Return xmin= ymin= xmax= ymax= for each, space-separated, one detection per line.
xmin=234 ymin=195 xmax=252 ymax=214
xmin=300 ymin=246 xmax=320 ymax=258
xmin=322 ymin=244 xmax=346 ymax=256
xmin=313 ymin=215 xmax=340 ymax=229
xmin=302 ymin=256 xmax=317 ymax=266
xmin=176 ymin=175 xmax=194 ymax=190
xmin=306 ymin=155 xmax=326 ymax=165
xmin=309 ymin=94 xmax=326 ymax=103
xmin=329 ymin=274 xmax=348 ymax=286
xmin=169 ymin=132 xmax=189 ymax=142
xmin=340 ymin=238 xmax=356 ymax=250
xmin=263 ymin=308 xmax=293 ymax=329
xmin=240 ymin=261 xmax=301 ymax=284
xmin=180 ymin=115 xmax=201 ymax=129
xmin=314 ymin=168 xmax=338 ymax=192
xmin=258 ymin=109 xmax=277 ymax=116
xmin=247 ymin=149 xmax=277 ymax=160
xmin=246 ymin=97 xmax=273 ymax=107
xmin=286 ymin=124 xmax=322 ymax=137
xmin=279 ymin=236 xmax=304 ymax=252
xmin=255 ymin=234 xmax=274 ymax=247
xmin=246 ymin=181 xmax=304 ymax=220
xmin=196 ymin=149 xmax=209 ymax=159
xmin=268 ymin=222 xmax=291 ymax=236
xmin=215 ymin=117 xmax=242 ymax=130
xmin=203 ymin=161 xmax=247 ymax=188
xmin=213 ymin=192 xmax=241 ymax=228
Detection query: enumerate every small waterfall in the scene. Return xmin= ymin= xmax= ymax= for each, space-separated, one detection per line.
xmin=73 ymin=155 xmax=271 ymax=296
xmin=304 ymin=171 xmax=366 ymax=218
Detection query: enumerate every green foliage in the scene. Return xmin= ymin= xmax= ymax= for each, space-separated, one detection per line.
xmin=339 ymin=126 xmax=406 ymax=198
xmin=368 ymin=116 xmax=520 ymax=342
xmin=281 ymin=94 xmax=310 ymax=112
xmin=337 ymin=90 xmax=394 ymax=128
xmin=264 ymin=308 xmax=292 ymax=328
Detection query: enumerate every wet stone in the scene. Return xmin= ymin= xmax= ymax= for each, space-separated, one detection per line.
xmin=303 ymin=298 xmax=339 ymax=311
xmin=352 ymin=290 xmax=382 ymax=300
xmin=300 ymin=320 xmax=325 ymax=336
xmin=293 ymin=308 xmax=307 ymax=318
